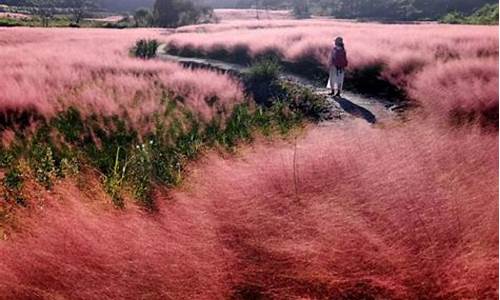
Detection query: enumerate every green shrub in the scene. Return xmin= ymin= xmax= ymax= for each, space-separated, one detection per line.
xmin=203 ymin=118 xmax=224 ymax=146
xmin=280 ymin=82 xmax=329 ymax=122
xmin=60 ymin=157 xmax=80 ymax=177
xmin=244 ymin=59 xmax=284 ymax=106
xmin=127 ymin=143 xmax=154 ymax=209
xmin=151 ymin=145 xmax=183 ymax=187
xmin=3 ymin=166 xmax=25 ymax=206
xmin=0 ymin=149 xmax=15 ymax=169
xmin=0 ymin=18 xmax=22 ymax=27
xmin=252 ymin=106 xmax=273 ymax=136
xmin=104 ymin=147 xmax=127 ymax=208
xmin=269 ymin=101 xmax=301 ymax=134
xmin=29 ymin=143 xmax=57 ymax=189
xmin=4 ymin=167 xmax=23 ymax=191
xmin=52 ymin=107 xmax=85 ymax=144
xmin=221 ymin=105 xmax=254 ymax=148
xmin=83 ymin=116 xmax=137 ymax=176
xmin=175 ymin=119 xmax=204 ymax=160
xmin=133 ymin=39 xmax=160 ymax=59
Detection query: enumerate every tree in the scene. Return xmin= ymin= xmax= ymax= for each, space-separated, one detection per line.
xmin=29 ymin=0 xmax=56 ymax=27
xmin=292 ymin=0 xmax=310 ymax=19
xmin=154 ymin=0 xmax=179 ymax=27
xmin=255 ymin=0 xmax=260 ymax=19
xmin=153 ymin=0 xmax=214 ymax=27
xmin=67 ymin=0 xmax=97 ymax=24
xmin=134 ymin=7 xmax=152 ymax=27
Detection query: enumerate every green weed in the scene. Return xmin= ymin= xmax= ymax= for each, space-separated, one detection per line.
xmin=127 ymin=143 xmax=154 ymax=209
xmin=29 ymin=142 xmax=57 ymax=189
xmin=3 ymin=166 xmax=25 ymax=206
xmin=133 ymin=39 xmax=160 ymax=59
xmin=104 ymin=147 xmax=128 ymax=208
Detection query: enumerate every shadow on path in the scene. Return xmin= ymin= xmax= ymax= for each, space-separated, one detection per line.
xmin=335 ymin=97 xmax=377 ymax=124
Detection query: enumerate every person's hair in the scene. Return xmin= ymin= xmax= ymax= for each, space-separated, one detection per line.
xmin=335 ymin=37 xmax=344 ymax=48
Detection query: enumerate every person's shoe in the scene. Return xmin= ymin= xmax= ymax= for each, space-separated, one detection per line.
xmin=329 ymin=90 xmax=335 ymax=96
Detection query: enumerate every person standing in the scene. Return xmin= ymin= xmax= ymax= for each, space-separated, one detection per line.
xmin=328 ymin=37 xmax=348 ymax=97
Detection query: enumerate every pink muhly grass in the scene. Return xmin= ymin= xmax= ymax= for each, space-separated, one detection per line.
xmin=0 ymin=121 xmax=496 ymax=299
xmin=0 ymin=20 xmax=496 ymax=300
xmin=190 ymin=121 xmax=498 ymax=298
xmin=165 ymin=20 xmax=498 ymax=118
xmin=0 ymin=28 xmax=244 ymax=135
xmin=409 ymin=57 xmax=499 ymax=116
xmin=0 ymin=181 xmax=232 ymax=300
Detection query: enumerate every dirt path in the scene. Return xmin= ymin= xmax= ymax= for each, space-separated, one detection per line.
xmin=157 ymin=44 xmax=402 ymax=124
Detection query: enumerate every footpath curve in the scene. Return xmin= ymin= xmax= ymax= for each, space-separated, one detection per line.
xmin=157 ymin=44 xmax=403 ymax=125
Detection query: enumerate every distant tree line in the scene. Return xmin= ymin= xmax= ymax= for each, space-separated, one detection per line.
xmin=3 ymin=0 xmax=496 ymax=24
xmin=440 ymin=3 xmax=498 ymax=25
xmin=1 ymin=0 xmax=215 ymax=27
xmin=128 ymin=0 xmax=215 ymax=27
xmin=1 ymin=0 xmax=97 ymax=26
xmin=152 ymin=0 xmax=214 ymax=27
xmin=229 ymin=0 xmax=498 ymax=21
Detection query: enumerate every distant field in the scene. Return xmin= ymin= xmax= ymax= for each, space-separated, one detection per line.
xmin=0 ymin=12 xmax=30 ymax=20
xmin=85 ymin=15 xmax=125 ymax=23
xmin=214 ymin=8 xmax=292 ymax=21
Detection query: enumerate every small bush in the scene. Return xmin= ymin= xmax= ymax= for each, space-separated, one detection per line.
xmin=104 ymin=147 xmax=127 ymax=208
xmin=133 ymin=39 xmax=160 ymax=59
xmin=3 ymin=166 xmax=25 ymax=206
xmin=252 ymin=106 xmax=272 ymax=136
xmin=0 ymin=18 xmax=22 ymax=27
xmin=52 ymin=107 xmax=85 ymax=144
xmin=0 ymin=149 xmax=15 ymax=169
xmin=221 ymin=105 xmax=254 ymax=148
xmin=29 ymin=143 xmax=57 ymax=189
xmin=269 ymin=101 xmax=301 ymax=134
xmin=244 ymin=59 xmax=284 ymax=106
xmin=203 ymin=118 xmax=224 ymax=145
xmin=151 ymin=145 xmax=183 ymax=187
xmin=60 ymin=157 xmax=80 ymax=177
xmin=280 ymin=82 xmax=330 ymax=122
xmin=127 ymin=143 xmax=154 ymax=209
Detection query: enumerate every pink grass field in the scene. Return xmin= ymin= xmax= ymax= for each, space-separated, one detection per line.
xmin=167 ymin=19 xmax=498 ymax=120
xmin=0 ymin=122 xmax=497 ymax=299
xmin=0 ymin=20 xmax=498 ymax=299
xmin=0 ymin=28 xmax=244 ymax=134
